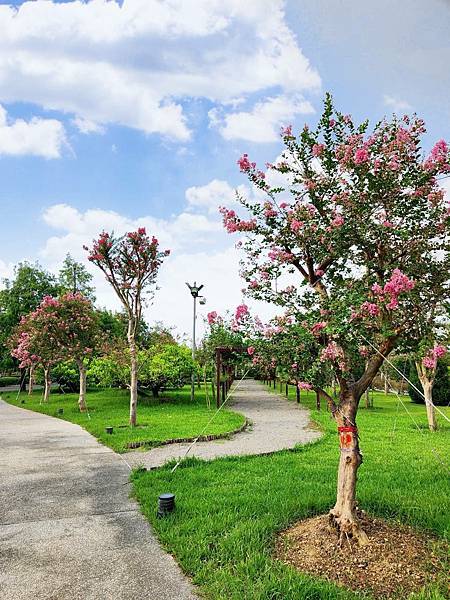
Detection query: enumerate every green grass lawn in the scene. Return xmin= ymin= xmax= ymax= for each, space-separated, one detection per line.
xmin=2 ymin=386 xmax=245 ymax=453
xmin=132 ymin=383 xmax=450 ymax=600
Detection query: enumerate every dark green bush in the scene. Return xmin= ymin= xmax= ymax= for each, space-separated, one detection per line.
xmin=408 ymin=360 xmax=450 ymax=406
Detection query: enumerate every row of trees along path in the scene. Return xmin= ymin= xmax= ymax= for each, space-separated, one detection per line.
xmin=219 ymin=95 xmax=450 ymax=543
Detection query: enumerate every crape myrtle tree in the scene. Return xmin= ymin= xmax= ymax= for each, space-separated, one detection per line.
xmin=9 ymin=293 xmax=101 ymax=407
xmin=221 ymin=95 xmax=450 ymax=543
xmin=85 ymin=228 xmax=170 ymax=426
xmin=50 ymin=293 xmax=102 ymax=411
xmin=413 ymin=342 xmax=448 ymax=431
xmin=9 ymin=297 xmax=64 ymax=402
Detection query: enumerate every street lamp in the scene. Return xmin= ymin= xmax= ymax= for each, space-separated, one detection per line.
xmin=186 ymin=281 xmax=205 ymax=401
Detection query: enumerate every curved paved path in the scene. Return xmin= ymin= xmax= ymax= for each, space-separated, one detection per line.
xmin=127 ymin=379 xmax=321 ymax=469
xmin=0 ymin=399 xmax=197 ymax=600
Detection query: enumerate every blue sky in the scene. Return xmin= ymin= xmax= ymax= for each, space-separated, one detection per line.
xmin=0 ymin=0 xmax=449 ymax=335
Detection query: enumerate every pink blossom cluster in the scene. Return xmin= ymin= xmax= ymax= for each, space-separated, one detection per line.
xmin=290 ymin=219 xmax=303 ymax=232
xmin=247 ymin=346 xmax=256 ymax=356
xmin=320 ymin=341 xmax=346 ymax=370
xmin=280 ymin=125 xmax=293 ymax=137
xmin=207 ymin=311 xmax=218 ymax=325
xmin=424 ymin=140 xmax=449 ymax=172
xmin=85 ymin=231 xmax=113 ymax=262
xmin=422 ymin=345 xmax=447 ymax=370
xmin=375 ymin=268 xmax=415 ymax=310
xmin=297 ymin=381 xmax=312 ymax=390
xmin=235 ymin=304 xmax=249 ymax=323
xmin=219 ymin=207 xmax=257 ymax=234
xmin=237 ymin=153 xmax=256 ymax=173
xmin=311 ymin=321 xmax=327 ymax=336
xmin=312 ymin=143 xmax=325 ymax=157
xmin=264 ymin=202 xmax=278 ymax=218
xmin=268 ymin=247 xmax=294 ymax=263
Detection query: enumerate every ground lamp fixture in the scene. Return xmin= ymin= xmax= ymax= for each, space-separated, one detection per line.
xmin=186 ymin=281 xmax=205 ymax=402
xmin=157 ymin=493 xmax=176 ymax=518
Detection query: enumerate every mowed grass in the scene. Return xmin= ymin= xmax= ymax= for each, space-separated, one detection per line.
xmin=132 ymin=384 xmax=450 ymax=600
xmin=2 ymin=386 xmax=245 ymax=453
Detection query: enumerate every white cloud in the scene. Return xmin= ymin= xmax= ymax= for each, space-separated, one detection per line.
xmin=383 ymin=95 xmax=412 ymax=113
xmin=0 ymin=104 xmax=66 ymax=158
xmin=39 ymin=201 xmax=276 ymax=337
xmin=72 ymin=116 xmax=105 ymax=135
xmin=185 ymin=179 xmax=248 ymax=214
xmin=212 ymin=94 xmax=315 ymax=142
xmin=0 ymin=0 xmax=320 ymax=140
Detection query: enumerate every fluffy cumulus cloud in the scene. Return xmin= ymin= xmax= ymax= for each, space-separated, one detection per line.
xmin=383 ymin=95 xmax=412 ymax=113
xmin=211 ymin=94 xmax=315 ymax=142
xmin=185 ymin=179 xmax=248 ymax=214
xmin=39 ymin=195 xmax=278 ymax=336
xmin=0 ymin=104 xmax=66 ymax=158
xmin=0 ymin=0 xmax=320 ymax=142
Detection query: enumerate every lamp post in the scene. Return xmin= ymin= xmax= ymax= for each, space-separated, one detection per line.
xmin=186 ymin=282 xmax=205 ymax=401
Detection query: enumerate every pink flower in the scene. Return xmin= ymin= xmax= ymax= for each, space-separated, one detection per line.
xmin=382 ymin=220 xmax=395 ymax=228
xmin=331 ymin=214 xmax=344 ymax=228
xmin=422 ymin=356 xmax=437 ymax=370
xmin=290 ymin=219 xmax=303 ymax=232
xmin=237 ymin=153 xmax=255 ymax=172
xmin=315 ymin=269 xmax=324 ymax=277
xmin=298 ymin=381 xmax=313 ymax=390
xmin=312 ymin=143 xmax=325 ymax=157
xmin=432 ymin=345 xmax=447 ymax=359
xmin=354 ymin=148 xmax=369 ymax=164
xmin=311 ymin=321 xmax=327 ymax=336
xmin=247 ymin=346 xmax=256 ymax=356
xmin=329 ymin=119 xmax=336 ymax=127
xmin=235 ymin=304 xmax=249 ymax=323
xmin=360 ymin=302 xmax=380 ymax=317
xmin=207 ymin=311 xmax=218 ymax=325
xmin=281 ymin=124 xmax=293 ymax=137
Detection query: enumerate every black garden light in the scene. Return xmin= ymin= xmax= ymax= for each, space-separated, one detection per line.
xmin=105 ymin=426 xmax=113 ymax=435
xmin=157 ymin=493 xmax=175 ymax=517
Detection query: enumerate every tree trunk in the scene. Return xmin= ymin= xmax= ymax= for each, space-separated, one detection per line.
xmin=28 ymin=364 xmax=35 ymax=395
xmin=43 ymin=368 xmax=51 ymax=403
xmin=77 ymin=359 xmax=87 ymax=412
xmin=329 ymin=390 xmax=368 ymax=545
xmin=128 ymin=323 xmax=138 ymax=427
xmin=365 ymin=388 xmax=370 ymax=409
xmin=316 ymin=390 xmax=321 ymax=410
xmin=415 ymin=361 xmax=436 ymax=432
xmin=383 ymin=371 xmax=388 ymax=394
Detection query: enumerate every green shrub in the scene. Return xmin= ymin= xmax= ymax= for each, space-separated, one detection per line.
xmin=0 ymin=376 xmax=19 ymax=386
xmin=408 ymin=360 xmax=450 ymax=406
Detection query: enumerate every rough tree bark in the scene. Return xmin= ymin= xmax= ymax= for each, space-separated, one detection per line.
xmin=77 ymin=359 xmax=87 ymax=412
xmin=128 ymin=319 xmax=138 ymax=427
xmin=43 ymin=368 xmax=51 ymax=403
xmin=415 ymin=361 xmax=436 ymax=432
xmin=329 ymin=387 xmax=369 ymax=545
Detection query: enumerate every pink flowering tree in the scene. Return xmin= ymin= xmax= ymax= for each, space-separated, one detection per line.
xmin=85 ymin=229 xmax=169 ymax=426
xmin=222 ymin=95 xmax=450 ymax=543
xmin=9 ymin=294 xmax=101 ymax=408
xmin=415 ymin=343 xmax=447 ymax=431
xmin=9 ymin=297 xmax=65 ymax=402
xmin=50 ymin=293 xmax=102 ymax=411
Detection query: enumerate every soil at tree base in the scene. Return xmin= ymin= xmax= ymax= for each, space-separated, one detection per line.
xmin=275 ymin=513 xmax=449 ymax=599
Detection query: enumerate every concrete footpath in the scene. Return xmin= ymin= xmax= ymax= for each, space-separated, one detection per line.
xmin=127 ymin=379 xmax=321 ymax=469
xmin=0 ymin=399 xmax=197 ymax=600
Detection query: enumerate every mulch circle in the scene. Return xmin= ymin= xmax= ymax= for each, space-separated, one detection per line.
xmin=275 ymin=513 xmax=449 ymax=599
